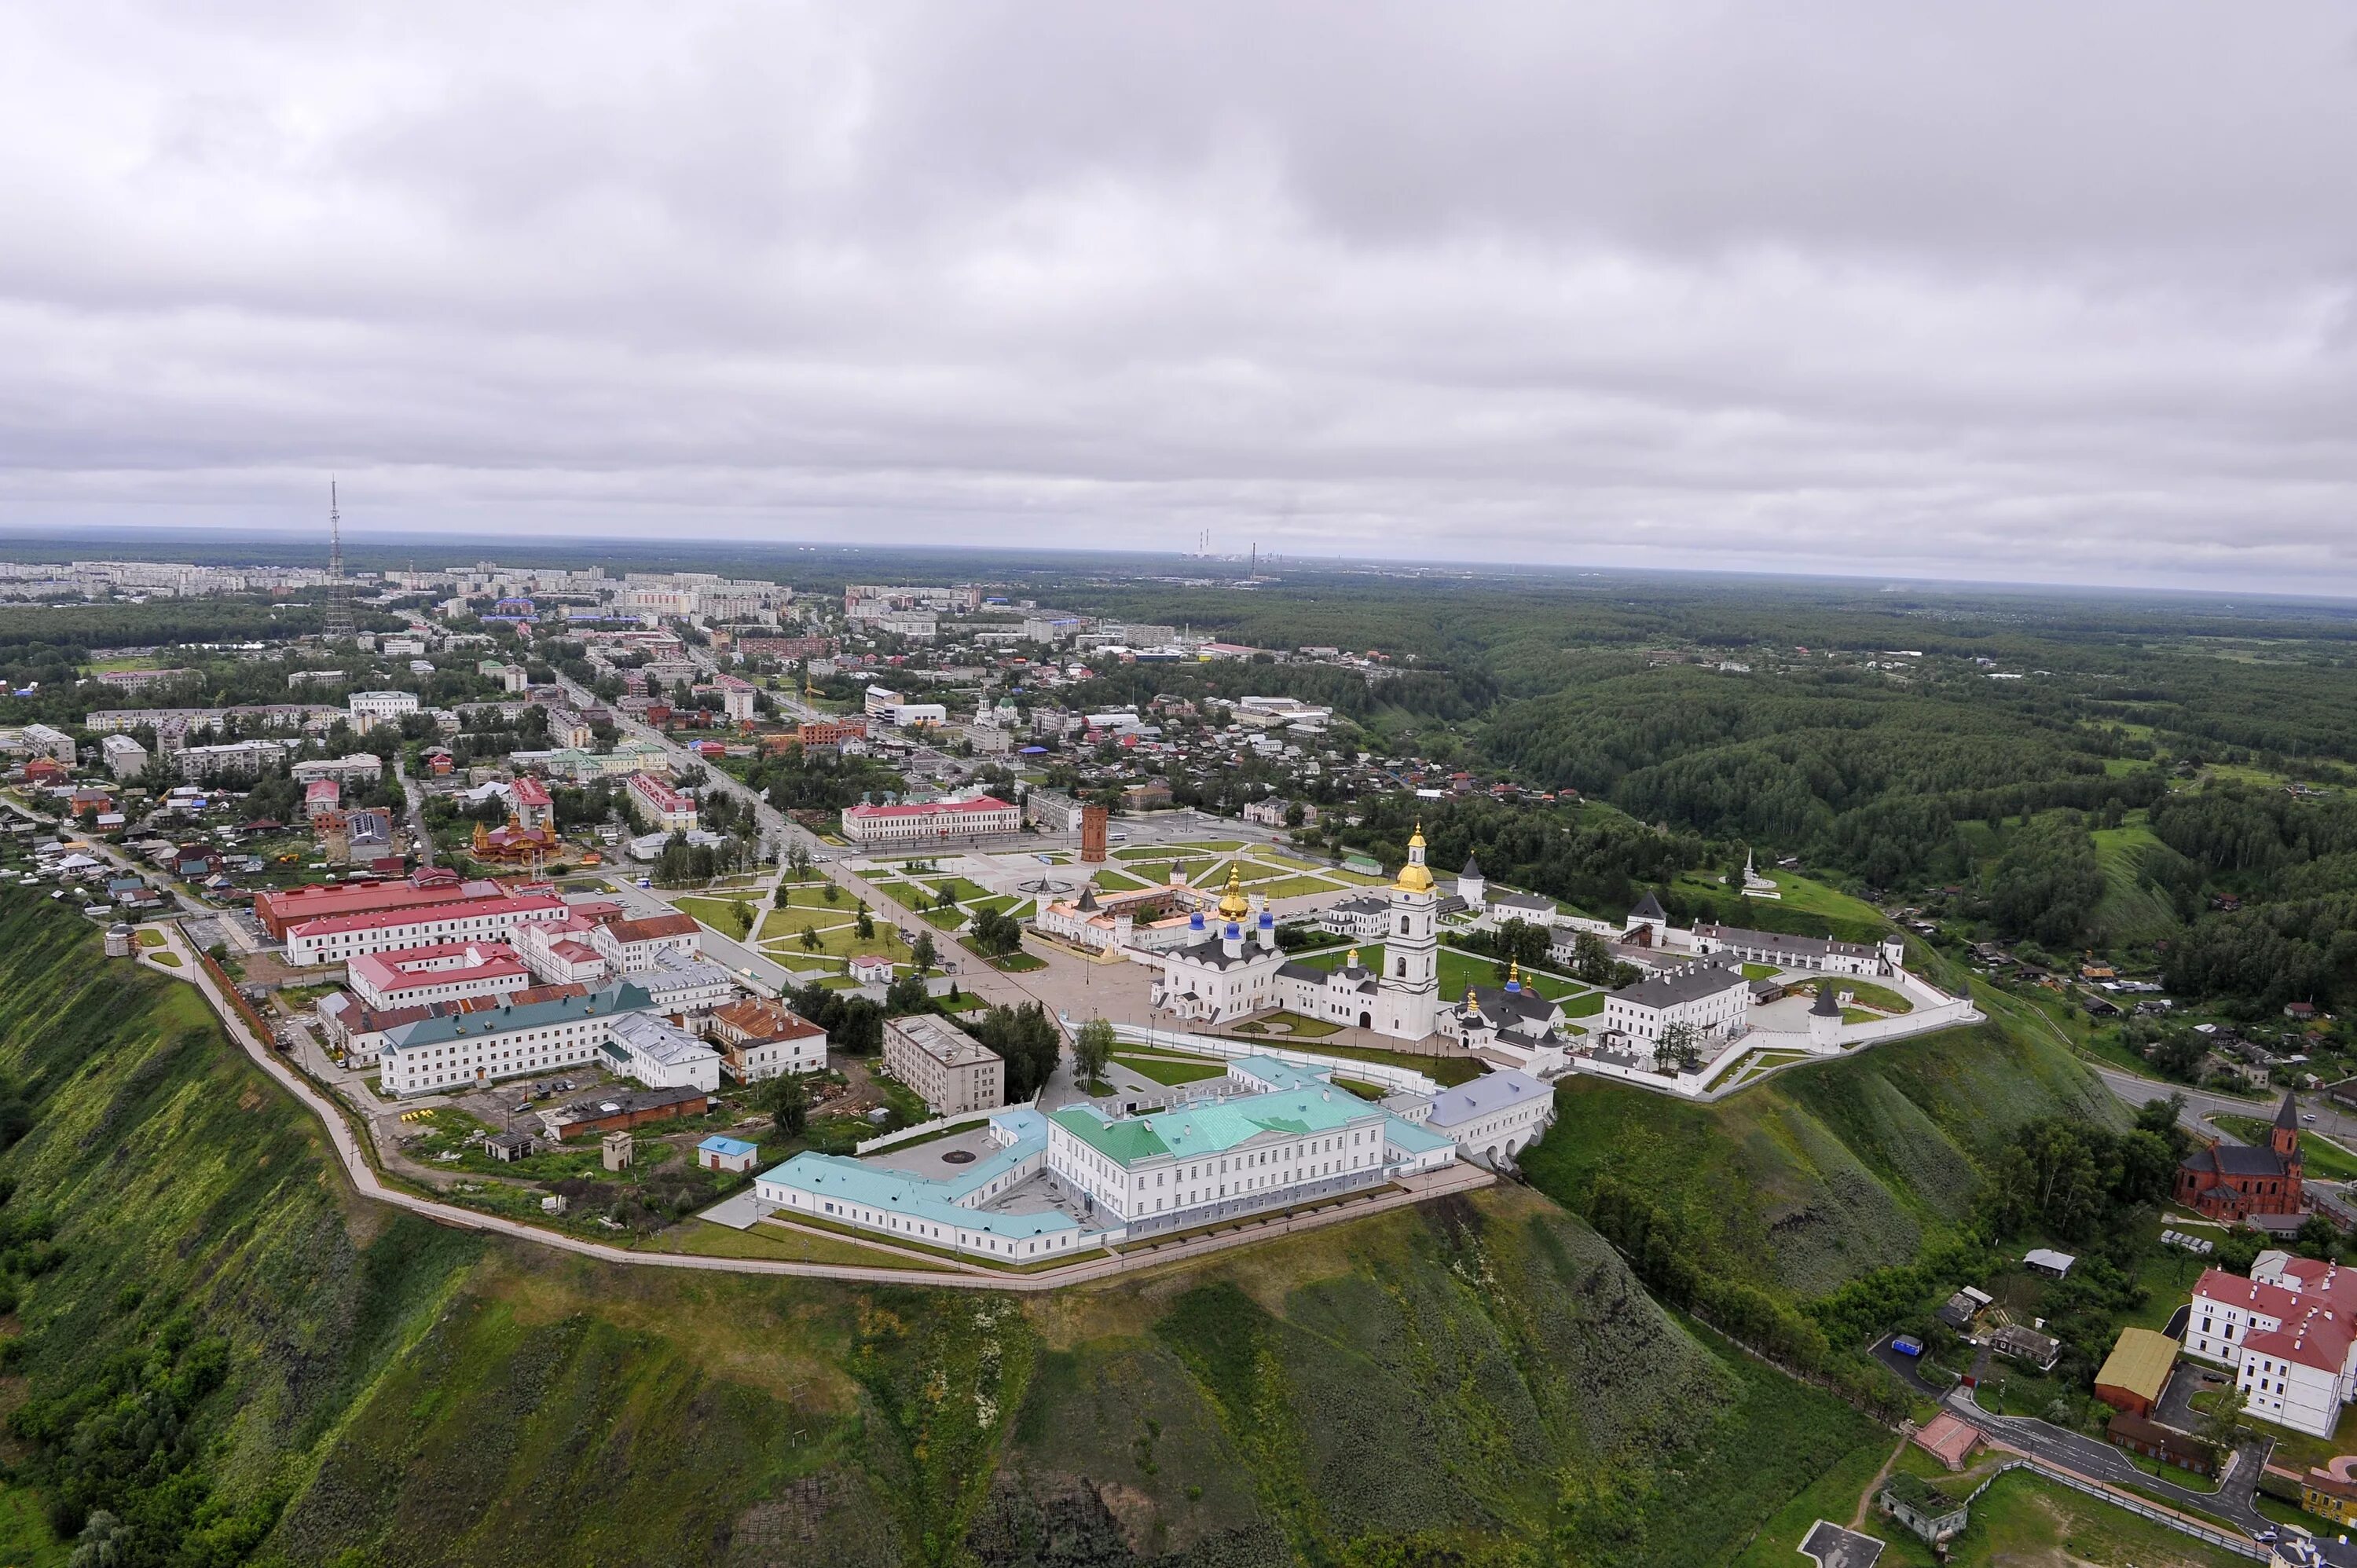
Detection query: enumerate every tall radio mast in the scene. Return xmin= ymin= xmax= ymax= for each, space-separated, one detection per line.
xmin=322 ymin=479 xmax=356 ymax=641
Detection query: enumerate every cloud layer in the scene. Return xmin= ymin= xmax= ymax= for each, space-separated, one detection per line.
xmin=4 ymin=1 xmax=2356 ymax=588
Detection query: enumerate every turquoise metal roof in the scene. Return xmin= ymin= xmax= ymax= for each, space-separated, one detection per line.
xmin=379 ymin=983 xmax=652 ymax=1053
xmin=1051 ymin=1081 xmax=1382 ymax=1168
xmin=757 ymin=1149 xmax=1077 ymax=1240
xmin=698 ymin=1136 xmax=758 ymax=1157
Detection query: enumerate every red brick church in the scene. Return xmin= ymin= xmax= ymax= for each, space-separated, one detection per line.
xmin=2174 ymin=1091 xmax=2304 ymax=1221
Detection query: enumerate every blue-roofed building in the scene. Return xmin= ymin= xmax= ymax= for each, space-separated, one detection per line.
xmin=1047 ymin=1060 xmax=1455 ymax=1238
xmin=753 ymin=1111 xmax=1080 ymax=1262
xmin=697 ymin=1135 xmax=761 ymax=1174
xmin=1388 ymin=1069 xmax=1556 ymax=1168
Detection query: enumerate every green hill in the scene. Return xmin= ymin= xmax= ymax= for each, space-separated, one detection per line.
xmin=1523 ymin=1017 xmax=2123 ymax=1301
xmin=2089 ymin=819 xmax=2188 ymax=947
xmin=0 ymin=894 xmax=1887 ymax=1567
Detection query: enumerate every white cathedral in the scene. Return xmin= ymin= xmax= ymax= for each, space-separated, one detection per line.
xmin=1151 ymin=826 xmax=1457 ymax=1042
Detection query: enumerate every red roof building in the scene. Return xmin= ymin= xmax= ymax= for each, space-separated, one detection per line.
xmin=2176 ymin=1091 xmax=2304 ymax=1221
xmin=255 ymin=875 xmax=502 ymax=940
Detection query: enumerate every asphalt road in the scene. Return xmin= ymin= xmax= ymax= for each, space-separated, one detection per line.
xmin=1868 ymin=1335 xmax=2271 ymax=1536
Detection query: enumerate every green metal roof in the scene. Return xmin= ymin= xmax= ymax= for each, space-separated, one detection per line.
xmin=1051 ymin=1085 xmax=1380 ymax=1168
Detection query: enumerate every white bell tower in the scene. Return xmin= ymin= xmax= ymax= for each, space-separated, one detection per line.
xmin=1376 ymin=823 xmax=1441 ymax=1038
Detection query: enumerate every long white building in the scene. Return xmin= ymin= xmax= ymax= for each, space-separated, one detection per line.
xmin=839 ymin=794 xmax=1019 ymax=845
xmin=379 ymin=982 xmax=651 ymax=1097
xmin=1046 ymin=1057 xmax=1454 ymax=1238
xmin=1599 ymin=960 xmax=1750 ymax=1050
xmin=346 ymin=941 xmax=533 ymax=1011
xmin=285 ymin=892 xmax=570 ymax=966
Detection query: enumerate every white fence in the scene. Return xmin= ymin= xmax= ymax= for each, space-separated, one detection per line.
xmin=1969 ymin=1459 xmax=2264 ymax=1561
xmin=852 ymin=1095 xmax=1039 ymax=1156
xmin=1109 ymin=1024 xmax=1442 ymax=1097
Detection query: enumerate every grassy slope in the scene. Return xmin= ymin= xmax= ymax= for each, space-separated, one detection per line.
xmin=0 ymin=892 xmax=1888 ymax=1567
xmin=2091 ymin=818 xmax=2185 ymax=947
xmin=1522 ymin=1018 xmax=2123 ymax=1299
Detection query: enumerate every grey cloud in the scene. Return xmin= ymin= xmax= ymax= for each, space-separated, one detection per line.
xmin=1 ymin=1 xmax=2355 ymax=589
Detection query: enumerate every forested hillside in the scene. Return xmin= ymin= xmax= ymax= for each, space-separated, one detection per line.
xmin=0 ymin=893 xmax=1889 ymax=1567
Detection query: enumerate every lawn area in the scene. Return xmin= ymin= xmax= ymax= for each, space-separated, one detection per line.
xmin=767 ymin=881 xmax=850 ymax=910
xmin=966 ymin=894 xmax=1032 ymax=920
xmin=134 ymin=927 xmax=166 ymax=948
xmin=1091 ymin=868 xmax=1147 ymax=891
xmin=918 ymin=907 xmax=966 ymax=931
xmin=647 ymin=1218 xmax=959 ymax=1270
xmin=919 ymin=874 xmax=992 ymax=903
xmin=2218 ymin=1115 xmax=2357 ymax=1180
xmin=1838 ymin=978 xmax=1915 ymax=1014
xmin=673 ymin=894 xmax=760 ymax=940
xmin=1237 ymin=874 xmax=1337 ymax=899
xmin=757 ymin=919 xmax=907 ymax=962
xmin=867 ymin=879 xmax=929 ymax=910
xmin=1755 ymin=871 xmax=1890 ymax=927
xmin=148 ymin=951 xmax=182 ymax=968
xmin=1114 ymin=840 xmax=1241 ymax=859
xmin=1113 ymin=1053 xmax=1227 ymax=1086
xmin=1945 ymin=1468 xmax=2249 ymax=1566
xmin=1739 ymin=961 xmax=1779 ymax=979
xmin=1433 ymin=946 xmax=1585 ymax=1002
xmin=1249 ymin=1009 xmax=1343 ymax=1038
xmin=1325 ymin=866 xmax=1394 ymax=886
xmin=1560 ymin=992 xmax=1604 ymax=1017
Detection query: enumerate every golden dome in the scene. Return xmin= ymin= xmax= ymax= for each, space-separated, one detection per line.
xmin=1216 ymin=865 xmax=1252 ymax=921
xmin=1464 ymin=985 xmax=1480 ymax=1015
xmin=1393 ymin=820 xmax=1435 ymax=894
xmin=1345 ymin=947 xmax=1360 ymax=969
xmin=1507 ymin=959 xmax=1521 ymax=988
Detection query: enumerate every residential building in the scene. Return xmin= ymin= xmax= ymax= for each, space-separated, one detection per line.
xmin=511 ymin=774 xmax=555 ymax=832
xmin=1600 ymin=961 xmax=1750 ymax=1052
xmin=2183 ymin=1251 xmax=2357 ymax=1437
xmin=882 ymin=1013 xmax=1004 ymax=1116
xmin=348 ymin=690 xmax=420 ymax=733
xmin=1692 ymin=923 xmax=1904 ymax=976
xmin=1021 ymin=786 xmax=1084 ymax=833
xmin=101 ymin=734 xmax=148 ymax=780
xmin=839 ymin=794 xmax=1019 ymax=845
xmin=284 ymin=892 xmax=570 ymax=966
xmin=602 ymin=1011 xmax=722 ymax=1092
xmin=378 ymin=982 xmax=650 ymax=1097
xmin=16 ymin=724 xmax=75 ymax=765
xmin=256 ymin=874 xmax=502 ymax=940
xmin=173 ymin=739 xmax=288 ymax=779
xmin=627 ymin=771 xmax=698 ymax=831
xmin=346 ymin=941 xmax=534 ymax=1010
xmin=305 ymin=779 xmax=341 ymax=821
xmin=592 ymin=910 xmax=701 ymax=972
xmin=706 ymin=996 xmax=827 ymax=1081
xmin=291 ymin=753 xmax=388 ymax=788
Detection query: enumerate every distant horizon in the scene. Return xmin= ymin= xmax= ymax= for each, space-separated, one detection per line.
xmin=2 ymin=518 xmax=2355 ymax=611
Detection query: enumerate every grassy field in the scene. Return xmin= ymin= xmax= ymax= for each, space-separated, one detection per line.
xmin=1754 ymin=871 xmax=1890 ymax=926
xmin=673 ymin=894 xmax=759 ymax=940
xmin=1835 ymin=978 xmax=1914 ymax=1014
xmin=1113 ymin=1053 xmax=1227 ymax=1086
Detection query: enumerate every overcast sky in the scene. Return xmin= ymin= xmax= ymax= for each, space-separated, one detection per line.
xmin=4 ymin=2 xmax=2356 ymax=592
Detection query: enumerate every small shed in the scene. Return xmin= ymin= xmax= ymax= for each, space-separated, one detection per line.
xmin=2023 ymin=1247 xmax=2076 ymax=1278
xmin=104 ymin=924 xmax=136 ymax=958
xmin=697 ymin=1135 xmax=760 ymax=1174
xmin=602 ymin=1130 xmax=635 ymax=1171
xmin=848 ymin=955 xmax=893 ymax=986
xmin=1879 ymin=1473 xmax=1968 ymax=1545
xmin=486 ymin=1130 xmax=537 ymax=1163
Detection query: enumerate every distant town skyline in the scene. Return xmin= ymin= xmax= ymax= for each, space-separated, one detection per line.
xmin=5 ymin=4 xmax=2357 ymax=594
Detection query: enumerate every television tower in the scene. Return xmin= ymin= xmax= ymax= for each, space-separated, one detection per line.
xmin=321 ymin=479 xmax=355 ymax=641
